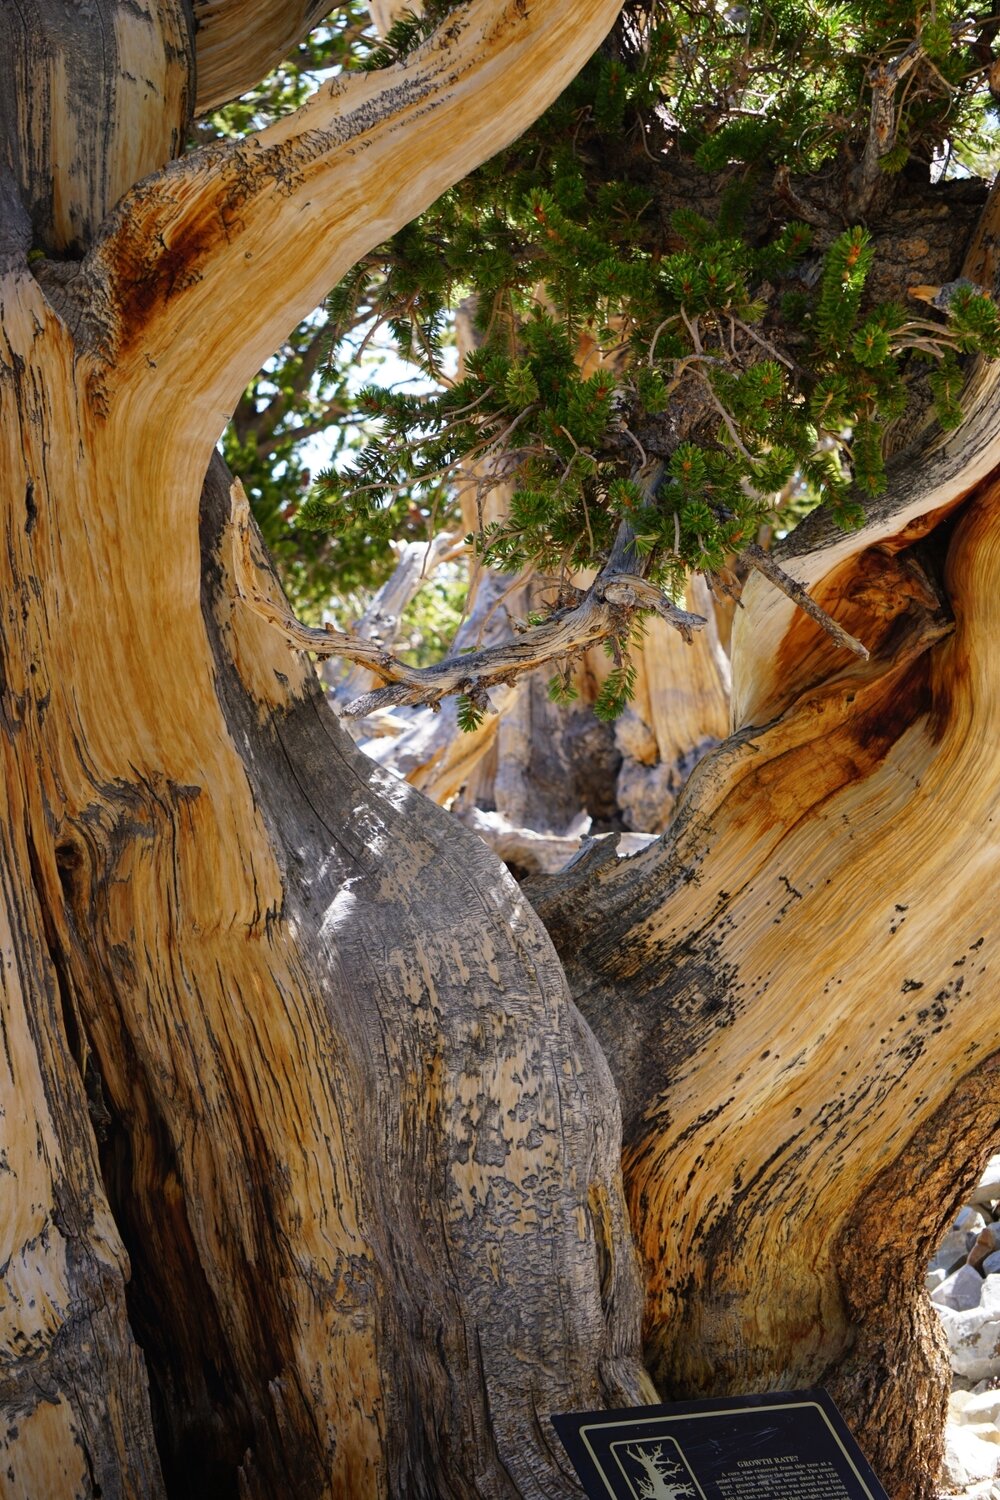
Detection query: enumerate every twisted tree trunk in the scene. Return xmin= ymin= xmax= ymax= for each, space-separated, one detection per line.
xmin=529 ymin=349 xmax=1000 ymax=1493
xmin=1 ymin=2 xmax=648 ymax=1495
xmin=10 ymin=2 xmax=1000 ymax=1496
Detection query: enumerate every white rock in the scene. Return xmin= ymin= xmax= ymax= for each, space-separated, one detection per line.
xmin=961 ymin=1208 xmax=991 ymax=1233
xmin=972 ymin=1159 xmax=1000 ymax=1209
xmin=964 ymin=1390 xmax=1000 ymax=1427
xmin=943 ymin=1424 xmax=1000 ymax=1485
xmin=934 ymin=1265 xmax=987 ymax=1311
xmin=938 ymin=1482 xmax=1000 ymax=1500
xmin=984 ymin=1253 xmax=1000 ymax=1277
xmin=936 ymin=1294 xmax=1000 ymax=1381
xmin=929 ymin=1267 xmax=948 ymax=1292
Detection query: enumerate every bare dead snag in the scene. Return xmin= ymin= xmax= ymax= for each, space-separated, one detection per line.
xmin=324 ymin=529 xmax=461 ymax=709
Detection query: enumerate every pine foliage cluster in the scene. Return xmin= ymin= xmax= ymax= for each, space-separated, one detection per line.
xmin=216 ymin=0 xmax=1000 ymax=689
xmin=302 ymin=0 xmax=1000 ymax=597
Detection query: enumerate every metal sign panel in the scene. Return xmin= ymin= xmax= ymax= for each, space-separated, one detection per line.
xmin=551 ymin=1389 xmax=891 ymax=1499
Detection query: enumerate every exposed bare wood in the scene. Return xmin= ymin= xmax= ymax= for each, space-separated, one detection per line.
xmin=368 ymin=0 xmax=421 ymax=37
xmin=191 ymin=0 xmax=331 ymax=115
xmin=0 ymin=0 xmax=192 ymax=254
xmin=529 ymin=462 xmax=988 ymax=1497
xmin=444 ymin=291 xmax=729 ymax=837
xmin=360 ymin=571 xmax=529 ymax=801
xmin=82 ymin=0 xmax=624 ymax=456
xmin=0 ymin=291 xmax=654 ymax=1488
xmin=326 ymin=529 xmax=460 ymax=706
xmin=614 ymin=574 xmax=731 ymax=834
xmin=743 ymin=541 xmax=871 ymax=660
xmin=2 ymin=1 xmax=655 ymax=1493
xmin=10 ymin=0 xmax=1000 ymax=1495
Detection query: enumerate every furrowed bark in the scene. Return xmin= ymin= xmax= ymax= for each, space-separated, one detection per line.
xmin=1 ymin=260 xmax=653 ymax=1493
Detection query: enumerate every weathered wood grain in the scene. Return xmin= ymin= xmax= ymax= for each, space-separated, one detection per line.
xmin=0 ymin=1 xmax=650 ymax=1495
xmin=530 ymin=456 xmax=1000 ymax=1497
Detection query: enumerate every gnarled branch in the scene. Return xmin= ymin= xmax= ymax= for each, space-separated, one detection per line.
xmin=230 ymin=480 xmax=706 ymax=714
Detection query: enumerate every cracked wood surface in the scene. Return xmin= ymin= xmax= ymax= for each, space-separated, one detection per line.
xmin=0 ymin=258 xmax=653 ymax=1500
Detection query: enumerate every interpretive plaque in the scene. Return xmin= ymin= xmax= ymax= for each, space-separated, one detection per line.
xmin=551 ymin=1388 xmax=890 ymax=1499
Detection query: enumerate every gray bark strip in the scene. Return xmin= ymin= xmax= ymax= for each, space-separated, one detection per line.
xmin=202 ymin=455 xmax=656 ymax=1494
xmin=0 ymin=0 xmax=193 ymax=255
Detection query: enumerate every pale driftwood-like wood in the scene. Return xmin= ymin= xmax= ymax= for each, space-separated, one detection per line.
xmin=324 ymin=529 xmax=460 ymax=708
xmin=361 ymin=572 xmax=529 ymax=803
xmin=81 ymin=0 xmax=623 ymax=446
xmin=0 ymin=291 xmax=653 ymax=1498
xmin=12 ymin=1 xmax=1000 ymax=1496
xmin=743 ymin=542 xmax=871 ymax=659
xmin=614 ymin=575 xmax=731 ymax=833
xmin=368 ymin=0 xmax=420 ymax=37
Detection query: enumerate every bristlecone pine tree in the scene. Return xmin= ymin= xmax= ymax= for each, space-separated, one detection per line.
xmin=6 ymin=2 xmax=1000 ymax=1498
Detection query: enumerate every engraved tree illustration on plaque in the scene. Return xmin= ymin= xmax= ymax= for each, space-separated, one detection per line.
xmin=624 ymin=1443 xmax=699 ymax=1499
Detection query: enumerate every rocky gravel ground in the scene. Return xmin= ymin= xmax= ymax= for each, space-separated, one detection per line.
xmin=933 ymin=1158 xmax=1000 ymax=1498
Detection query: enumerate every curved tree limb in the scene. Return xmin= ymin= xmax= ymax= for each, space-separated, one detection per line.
xmin=81 ymin=0 xmax=623 ymax=456
xmin=230 ymin=479 xmax=706 ymax=714
xmin=326 ymin=527 xmax=462 ymax=707
xmin=191 ymin=0 xmax=332 ymax=115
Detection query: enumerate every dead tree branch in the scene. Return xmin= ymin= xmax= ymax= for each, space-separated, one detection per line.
xmin=743 ymin=542 xmax=870 ymax=659
xmin=230 ymin=479 xmax=706 ymax=714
